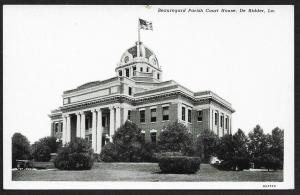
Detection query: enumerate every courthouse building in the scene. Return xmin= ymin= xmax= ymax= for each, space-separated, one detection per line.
xmin=49 ymin=41 xmax=235 ymax=154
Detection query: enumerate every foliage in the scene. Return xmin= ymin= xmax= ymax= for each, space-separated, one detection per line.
xmin=112 ymin=120 xmax=144 ymax=162
xmin=54 ymin=138 xmax=94 ymax=170
xmin=158 ymin=122 xmax=194 ymax=156
xmin=269 ymin=127 xmax=284 ymax=162
xmin=100 ymin=142 xmax=118 ymax=162
xmin=195 ymin=129 xmax=219 ymax=162
xmin=215 ymin=129 xmax=250 ymax=171
xmin=248 ymin=125 xmax=268 ymax=162
xmin=140 ymin=142 xmax=158 ymax=162
xmin=31 ymin=136 xmax=62 ymax=162
xmin=12 ymin=133 xmax=31 ymax=168
xmin=158 ymin=156 xmax=201 ymax=174
xmin=31 ymin=142 xmax=52 ymax=162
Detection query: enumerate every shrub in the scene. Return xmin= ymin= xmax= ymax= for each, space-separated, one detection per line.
xmin=112 ymin=121 xmax=144 ymax=162
xmin=12 ymin=133 xmax=31 ymax=168
xmin=31 ymin=142 xmax=52 ymax=162
xmin=140 ymin=142 xmax=158 ymax=162
xmin=100 ymin=142 xmax=118 ymax=162
xmin=258 ymin=154 xmax=281 ymax=171
xmin=54 ymin=138 xmax=94 ymax=170
xmin=158 ymin=156 xmax=201 ymax=174
xmin=158 ymin=122 xmax=195 ymax=156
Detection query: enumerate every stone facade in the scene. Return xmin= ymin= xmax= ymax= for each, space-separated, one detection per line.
xmin=49 ymin=41 xmax=235 ymax=154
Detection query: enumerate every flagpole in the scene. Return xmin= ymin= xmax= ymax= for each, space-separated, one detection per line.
xmin=137 ymin=18 xmax=141 ymax=57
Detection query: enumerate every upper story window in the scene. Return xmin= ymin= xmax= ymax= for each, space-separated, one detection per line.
xmin=146 ymin=67 xmax=150 ymax=72
xmin=197 ymin=110 xmax=203 ymax=122
xmin=188 ymin=109 xmax=192 ymax=123
xmin=157 ymin=73 xmax=160 ymax=80
xmin=162 ymin=106 xmax=169 ymax=121
xmin=128 ymin=110 xmax=131 ymax=120
xmin=182 ymin=107 xmax=186 ymax=121
xmin=140 ymin=110 xmax=145 ymax=123
xmin=151 ymin=108 xmax=157 ymax=122
xmin=140 ymin=67 xmax=143 ymax=72
xmin=133 ymin=66 xmax=136 ymax=76
xmin=215 ymin=112 xmax=218 ymax=125
xmin=220 ymin=115 xmax=224 ymax=128
xmin=125 ymin=68 xmax=130 ymax=77
xmin=128 ymin=87 xmax=132 ymax=96
xmin=118 ymin=70 xmax=122 ymax=77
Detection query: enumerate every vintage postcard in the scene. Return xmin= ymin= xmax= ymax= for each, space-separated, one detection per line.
xmin=3 ymin=5 xmax=294 ymax=189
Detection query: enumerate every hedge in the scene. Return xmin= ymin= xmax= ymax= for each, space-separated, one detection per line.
xmin=158 ymin=156 xmax=201 ymax=174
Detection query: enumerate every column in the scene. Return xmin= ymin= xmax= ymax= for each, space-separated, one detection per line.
xmin=177 ymin=102 xmax=182 ymax=122
xmin=50 ymin=122 xmax=54 ymax=137
xmin=109 ymin=106 xmax=115 ymax=141
xmin=115 ymin=106 xmax=121 ymax=130
xmin=76 ymin=113 xmax=81 ymax=137
xmin=66 ymin=115 xmax=71 ymax=143
xmin=62 ymin=116 xmax=67 ymax=145
xmin=92 ymin=110 xmax=97 ymax=152
xmin=123 ymin=108 xmax=128 ymax=123
xmin=80 ymin=112 xmax=86 ymax=139
xmin=96 ymin=109 xmax=102 ymax=153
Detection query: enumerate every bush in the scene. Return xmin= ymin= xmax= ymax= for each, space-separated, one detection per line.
xmin=112 ymin=121 xmax=144 ymax=162
xmin=31 ymin=142 xmax=52 ymax=162
xmin=159 ymin=156 xmax=201 ymax=174
xmin=100 ymin=142 xmax=118 ymax=162
xmin=195 ymin=129 xmax=219 ymax=163
xmin=140 ymin=142 xmax=158 ymax=162
xmin=256 ymin=154 xmax=281 ymax=171
xmin=158 ymin=122 xmax=195 ymax=156
xmin=12 ymin=133 xmax=31 ymax=168
xmin=54 ymin=138 xmax=94 ymax=170
xmin=214 ymin=157 xmax=250 ymax=171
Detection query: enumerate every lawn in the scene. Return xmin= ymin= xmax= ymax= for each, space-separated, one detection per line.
xmin=12 ymin=162 xmax=283 ymax=182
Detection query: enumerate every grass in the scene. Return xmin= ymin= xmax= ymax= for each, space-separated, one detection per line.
xmin=12 ymin=162 xmax=283 ymax=182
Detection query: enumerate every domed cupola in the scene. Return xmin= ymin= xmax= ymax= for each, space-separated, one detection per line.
xmin=115 ymin=41 xmax=162 ymax=82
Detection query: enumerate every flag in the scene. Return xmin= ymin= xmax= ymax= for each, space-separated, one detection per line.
xmin=139 ymin=18 xmax=153 ymax=30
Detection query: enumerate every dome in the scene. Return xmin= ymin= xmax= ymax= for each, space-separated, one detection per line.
xmin=118 ymin=42 xmax=160 ymax=70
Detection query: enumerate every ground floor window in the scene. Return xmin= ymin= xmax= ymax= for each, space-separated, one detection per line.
xmin=150 ymin=132 xmax=157 ymax=143
xmin=188 ymin=109 xmax=192 ymax=123
xmin=140 ymin=110 xmax=145 ymax=123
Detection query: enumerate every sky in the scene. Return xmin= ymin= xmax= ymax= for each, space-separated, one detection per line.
xmin=3 ymin=5 xmax=294 ymax=143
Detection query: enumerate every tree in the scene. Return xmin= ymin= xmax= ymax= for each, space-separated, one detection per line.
xmin=158 ymin=122 xmax=194 ymax=156
xmin=195 ymin=129 xmax=219 ymax=163
xmin=270 ymin=127 xmax=284 ymax=162
xmin=215 ymin=129 xmax=251 ymax=171
xmin=12 ymin=133 xmax=31 ymax=168
xmin=248 ymin=125 xmax=268 ymax=167
xmin=31 ymin=136 xmax=62 ymax=162
xmin=112 ymin=120 xmax=144 ymax=162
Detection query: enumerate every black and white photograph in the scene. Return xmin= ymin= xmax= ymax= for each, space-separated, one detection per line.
xmin=3 ymin=5 xmax=294 ymax=189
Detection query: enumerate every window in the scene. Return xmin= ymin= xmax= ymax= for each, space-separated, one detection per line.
xmin=128 ymin=110 xmax=131 ymax=120
xmin=118 ymin=70 xmax=122 ymax=76
xmin=146 ymin=67 xmax=149 ymax=72
xmin=151 ymin=108 xmax=157 ymax=122
xmin=162 ymin=106 xmax=169 ymax=121
xmin=124 ymin=56 xmax=129 ymax=63
xmin=197 ymin=110 xmax=203 ymax=122
xmin=215 ymin=112 xmax=218 ymax=125
xmin=102 ymin=116 xmax=106 ymax=127
xmin=140 ymin=67 xmax=143 ymax=72
xmin=188 ymin=109 xmax=192 ymax=123
xmin=182 ymin=107 xmax=186 ymax=121
xmin=151 ymin=132 xmax=157 ymax=143
xmin=220 ymin=115 xmax=224 ymax=128
xmin=140 ymin=110 xmax=145 ymax=123
xmin=225 ymin=117 xmax=229 ymax=129
xmin=125 ymin=68 xmax=130 ymax=77
xmin=157 ymin=73 xmax=160 ymax=80
xmin=55 ymin=123 xmax=59 ymax=133
xmin=141 ymin=130 xmax=145 ymax=142
xmin=133 ymin=66 xmax=136 ymax=76
xmin=128 ymin=87 xmax=132 ymax=95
